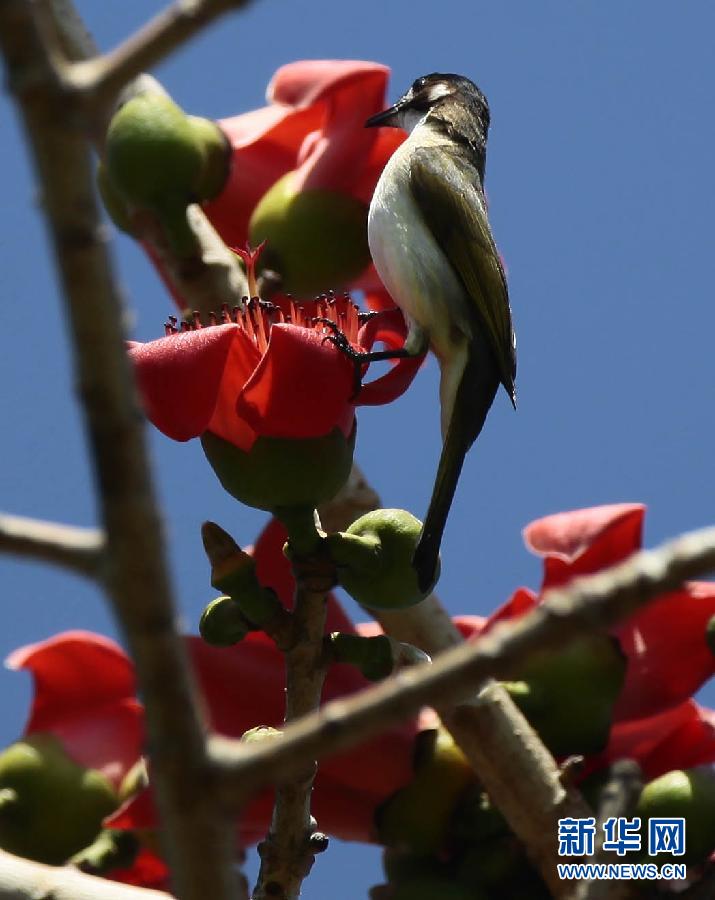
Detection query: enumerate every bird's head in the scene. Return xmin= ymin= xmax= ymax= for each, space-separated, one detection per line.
xmin=365 ymin=73 xmax=490 ymax=137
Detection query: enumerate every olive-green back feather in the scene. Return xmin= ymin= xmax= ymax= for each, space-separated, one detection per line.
xmin=409 ymin=145 xmax=517 ymax=406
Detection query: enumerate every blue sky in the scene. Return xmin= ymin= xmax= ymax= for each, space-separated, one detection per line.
xmin=1 ymin=1 xmax=714 ymax=896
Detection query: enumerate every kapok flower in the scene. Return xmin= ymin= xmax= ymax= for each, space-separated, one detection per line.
xmin=202 ymin=60 xmax=405 ymax=300
xmin=129 ymin=296 xmax=420 ymax=509
xmin=3 ymin=632 xmax=167 ymax=886
xmin=6 ymin=631 xmax=143 ymax=790
xmin=504 ymin=504 xmax=715 ymax=721
xmin=129 ymin=296 xmax=417 ymax=452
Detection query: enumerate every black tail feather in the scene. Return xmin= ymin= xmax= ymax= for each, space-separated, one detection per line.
xmin=412 ymin=344 xmax=500 ymax=593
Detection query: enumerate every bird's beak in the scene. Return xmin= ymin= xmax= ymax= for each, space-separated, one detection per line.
xmin=365 ymin=103 xmax=402 ymax=128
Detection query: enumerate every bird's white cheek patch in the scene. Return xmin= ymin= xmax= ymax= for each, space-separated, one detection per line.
xmin=425 ymin=82 xmax=452 ymax=102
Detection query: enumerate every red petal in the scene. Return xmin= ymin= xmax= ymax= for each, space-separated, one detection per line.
xmin=524 ymin=504 xmax=645 ymax=589
xmin=205 ymin=105 xmax=320 ymax=249
xmin=237 ymin=323 xmax=355 ymax=439
xmin=598 ymin=702 xmax=715 ymax=781
xmin=356 ymin=308 xmax=423 ymax=406
xmin=614 ymin=582 xmax=715 ymax=720
xmin=188 ymin=634 xmax=416 ymax=814
xmin=639 ymin=702 xmax=715 ymax=777
xmin=251 ymin=517 xmax=355 ymax=632
xmin=362 ymin=286 xmax=398 ymax=312
xmin=7 ymin=631 xmax=136 ymax=729
xmin=589 ymin=702 xmax=695 ymax=780
xmin=110 ymin=847 xmax=169 ymax=890
xmin=268 ymin=60 xmax=390 ymax=108
xmin=105 ymin=785 xmax=156 ymax=831
xmin=283 ymin=62 xmax=391 ymax=194
xmin=6 ymin=631 xmax=142 ymax=785
xmin=129 ymin=326 xmax=259 ymax=447
xmin=205 ymin=61 xmax=394 ymax=247
xmin=483 ymin=588 xmax=539 ymax=632
xmin=357 ymin=357 xmax=423 ymax=406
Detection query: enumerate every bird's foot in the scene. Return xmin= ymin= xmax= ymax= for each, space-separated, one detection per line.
xmin=312 ymin=317 xmax=366 ymax=397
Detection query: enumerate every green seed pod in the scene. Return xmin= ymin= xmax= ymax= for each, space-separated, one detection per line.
xmin=201 ymin=426 xmax=355 ymax=513
xmin=199 ymin=595 xmax=253 ymax=647
xmin=328 ymin=509 xmax=437 ymax=610
xmin=187 ymin=116 xmax=231 ymax=201
xmin=637 ymin=767 xmax=715 ymax=865
xmin=248 ymin=172 xmax=371 ymax=297
xmin=0 ymin=734 xmax=117 ymax=865
xmin=377 ymin=728 xmax=474 ymax=853
xmin=503 ymin=634 xmax=626 ymax=756
xmin=105 ymin=93 xmax=204 ymax=207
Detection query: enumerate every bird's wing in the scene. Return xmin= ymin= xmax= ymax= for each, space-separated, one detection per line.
xmin=409 ymin=144 xmax=516 ymax=404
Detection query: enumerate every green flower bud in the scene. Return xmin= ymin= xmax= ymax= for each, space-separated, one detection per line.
xmin=69 ymin=829 xmax=139 ymax=875
xmin=118 ymin=758 xmax=148 ymax=804
xmin=201 ymin=522 xmax=288 ymax=630
xmin=105 ymin=93 xmax=203 ymax=207
xmin=503 ymin=634 xmax=626 ymax=756
xmin=327 ymin=509 xmax=437 ymax=610
xmin=187 ymin=116 xmax=231 ymax=201
xmin=377 ymin=728 xmax=474 ymax=853
xmin=96 ymin=162 xmax=136 ymax=235
xmin=248 ymin=172 xmax=371 ymax=297
xmin=637 ymin=768 xmax=715 ymax=864
xmin=201 ymin=426 xmax=355 ymax=513
xmin=200 ymin=595 xmax=253 ymax=647
xmin=330 ymin=632 xmax=394 ymax=681
xmin=104 ymin=93 xmax=205 ymax=257
xmin=0 ymin=734 xmax=117 ymax=865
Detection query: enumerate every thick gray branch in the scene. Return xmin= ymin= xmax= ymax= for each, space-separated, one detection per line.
xmin=0 ymin=3 xmax=242 ymax=898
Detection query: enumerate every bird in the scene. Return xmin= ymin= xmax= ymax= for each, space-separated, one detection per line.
xmin=364 ymin=73 xmax=517 ymax=592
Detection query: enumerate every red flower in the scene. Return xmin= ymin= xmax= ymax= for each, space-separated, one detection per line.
xmin=517 ymin=504 xmax=715 ymax=720
xmin=202 ymin=60 xmax=404 ymax=303
xmin=129 ymin=295 xmax=420 ymax=452
xmin=6 ymin=631 xmax=143 ymax=790
xmin=477 ymin=504 xmax=715 ymax=776
xmin=594 ymin=700 xmax=715 ymax=782
xmin=5 ymin=632 xmax=167 ymax=887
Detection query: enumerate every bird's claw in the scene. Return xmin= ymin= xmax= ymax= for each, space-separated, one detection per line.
xmin=311 ymin=317 xmax=366 ymax=398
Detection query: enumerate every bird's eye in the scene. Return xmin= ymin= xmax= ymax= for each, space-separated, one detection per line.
xmin=413 ymin=76 xmax=428 ymax=91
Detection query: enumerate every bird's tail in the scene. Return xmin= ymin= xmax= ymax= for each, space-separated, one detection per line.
xmin=413 ymin=340 xmax=500 ymax=593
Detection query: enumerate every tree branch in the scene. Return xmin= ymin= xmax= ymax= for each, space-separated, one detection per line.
xmin=210 ymin=524 xmax=715 ymax=889
xmin=0 ymin=513 xmax=104 ymax=579
xmin=66 ymin=0 xmax=254 ymax=110
xmin=0 ymin=847 xmax=171 ymax=900
xmin=0 ymin=4 xmax=243 ymax=898
xmin=48 ymin=0 xmax=249 ymax=316
xmin=254 ymin=581 xmax=329 ymax=900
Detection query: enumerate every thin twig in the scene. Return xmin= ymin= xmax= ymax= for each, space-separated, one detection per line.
xmin=65 ymin=0 xmax=253 ymax=109
xmin=210 ymin=524 xmax=715 ymax=886
xmin=0 ymin=513 xmax=104 ymax=579
xmin=0 ymin=4 xmax=242 ymax=898
xmin=253 ymin=538 xmax=332 ymax=900
xmin=0 ymin=847 xmax=172 ymax=900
